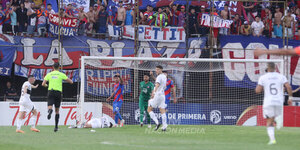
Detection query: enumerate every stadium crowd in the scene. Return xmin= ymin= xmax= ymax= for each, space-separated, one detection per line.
xmin=0 ymin=0 xmax=299 ymax=39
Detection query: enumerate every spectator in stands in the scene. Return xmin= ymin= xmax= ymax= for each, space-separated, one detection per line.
xmin=96 ymin=4 xmax=108 ymax=39
xmin=27 ymin=5 xmax=37 ymax=37
xmin=283 ymin=10 xmax=295 ymax=39
xmin=46 ymin=4 xmax=55 ymax=15
xmin=93 ymin=4 xmax=99 ymax=32
xmin=65 ymin=4 xmax=74 ymax=18
xmin=243 ymin=1 xmax=258 ymax=23
xmin=37 ymin=6 xmax=47 ymax=37
xmin=219 ymin=4 xmax=231 ymax=35
xmin=273 ymin=6 xmax=283 ymax=38
xmin=125 ymin=4 xmax=134 ymax=26
xmin=16 ymin=3 xmax=28 ymax=36
xmin=211 ymin=7 xmax=219 ymax=48
xmin=0 ymin=5 xmax=5 ymax=34
xmin=230 ymin=14 xmax=241 ymax=35
xmin=169 ymin=0 xmax=178 ymax=26
xmin=150 ymin=7 xmax=168 ymax=28
xmin=241 ymin=21 xmax=251 ymax=36
xmin=177 ymin=5 xmax=186 ymax=27
xmin=108 ymin=5 xmax=117 ymax=26
xmin=10 ymin=6 xmax=17 ymax=35
xmin=86 ymin=6 xmax=96 ymax=36
xmin=188 ymin=8 xmax=197 ymax=36
xmin=296 ymin=8 xmax=300 ymax=39
xmin=116 ymin=1 xmax=126 ymax=26
xmin=262 ymin=7 xmax=272 ymax=38
xmin=197 ymin=5 xmax=208 ymax=36
xmin=3 ymin=2 xmax=12 ymax=34
xmin=4 ymin=81 xmax=17 ymax=101
xmin=251 ymin=16 xmax=264 ymax=37
xmin=142 ymin=5 xmax=154 ymax=25
xmin=46 ymin=4 xmax=55 ymax=37
xmin=77 ymin=7 xmax=87 ymax=36
xmin=164 ymin=7 xmax=172 ymax=26
xmin=24 ymin=0 xmax=31 ymax=9
xmin=58 ymin=8 xmax=66 ymax=18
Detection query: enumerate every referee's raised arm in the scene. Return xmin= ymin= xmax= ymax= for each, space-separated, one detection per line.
xmin=42 ymin=62 xmax=73 ymax=132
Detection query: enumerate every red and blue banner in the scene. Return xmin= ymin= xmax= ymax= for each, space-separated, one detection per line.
xmin=85 ymin=69 xmax=131 ymax=97
xmin=0 ymin=40 xmax=15 ymax=76
xmin=13 ymin=35 xmax=206 ymax=81
xmin=220 ymin=35 xmax=300 ymax=88
xmin=48 ymin=14 xmax=78 ymax=37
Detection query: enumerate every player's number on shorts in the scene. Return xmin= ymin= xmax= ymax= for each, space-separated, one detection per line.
xmin=269 ymin=83 xmax=278 ymax=95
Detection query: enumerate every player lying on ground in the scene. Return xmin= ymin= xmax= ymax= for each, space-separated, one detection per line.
xmin=254 ymin=46 xmax=300 ymax=56
xmin=78 ymin=116 xmax=114 ymax=129
xmin=255 ymin=62 xmax=293 ymax=145
xmin=139 ymin=73 xmax=154 ymax=128
xmin=106 ymin=73 xmax=125 ymax=127
xmin=16 ymin=75 xmax=40 ymax=133
xmin=148 ymin=65 xmax=168 ymax=131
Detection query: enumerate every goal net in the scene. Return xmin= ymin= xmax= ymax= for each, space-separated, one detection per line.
xmin=78 ymin=56 xmax=284 ymax=128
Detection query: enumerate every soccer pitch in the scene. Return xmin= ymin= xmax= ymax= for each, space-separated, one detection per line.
xmin=0 ymin=125 xmax=299 ymax=150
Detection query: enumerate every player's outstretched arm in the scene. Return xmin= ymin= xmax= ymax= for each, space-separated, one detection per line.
xmin=292 ymin=87 xmax=300 ymax=93
xmin=255 ymin=85 xmax=263 ymax=94
xmin=65 ymin=78 xmax=73 ymax=84
xmin=149 ymin=71 xmax=156 ymax=81
xmin=32 ymin=84 xmax=39 ymax=89
xmin=106 ymin=92 xmax=115 ymax=102
xmin=172 ymin=86 xmax=177 ymax=103
xmin=254 ymin=48 xmax=297 ymax=56
xmin=42 ymin=80 xmax=48 ymax=87
xmin=285 ymin=82 xmax=293 ymax=106
xmin=151 ymin=82 xmax=160 ymax=98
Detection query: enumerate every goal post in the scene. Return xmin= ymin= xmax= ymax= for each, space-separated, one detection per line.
xmin=78 ymin=56 xmax=284 ymax=128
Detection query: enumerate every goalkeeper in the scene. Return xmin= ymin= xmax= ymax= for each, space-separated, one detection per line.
xmin=139 ymin=74 xmax=154 ymax=127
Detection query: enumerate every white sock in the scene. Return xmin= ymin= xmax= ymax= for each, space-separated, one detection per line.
xmin=267 ymin=127 xmax=275 ymax=141
xmin=149 ymin=111 xmax=158 ymax=125
xmin=30 ymin=116 xmax=37 ymax=128
xmin=161 ymin=113 xmax=167 ymax=126
xmin=16 ymin=118 xmax=22 ymax=130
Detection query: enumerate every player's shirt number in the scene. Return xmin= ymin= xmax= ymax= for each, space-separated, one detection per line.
xmin=269 ymin=83 xmax=278 ymax=95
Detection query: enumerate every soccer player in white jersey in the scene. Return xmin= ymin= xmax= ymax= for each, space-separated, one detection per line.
xmin=147 ymin=65 xmax=168 ymax=131
xmin=16 ymin=75 xmax=40 ymax=133
xmin=82 ymin=116 xmax=114 ymax=129
xmin=255 ymin=62 xmax=293 ymax=145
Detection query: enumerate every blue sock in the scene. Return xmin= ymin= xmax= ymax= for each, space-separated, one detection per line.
xmin=117 ymin=112 xmax=123 ymax=120
xmin=114 ymin=113 xmax=119 ymax=124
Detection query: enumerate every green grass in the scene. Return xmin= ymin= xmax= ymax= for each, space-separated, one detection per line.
xmin=0 ymin=125 xmax=299 ymax=150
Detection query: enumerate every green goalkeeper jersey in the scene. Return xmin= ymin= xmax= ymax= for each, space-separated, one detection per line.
xmin=139 ymin=81 xmax=154 ymax=101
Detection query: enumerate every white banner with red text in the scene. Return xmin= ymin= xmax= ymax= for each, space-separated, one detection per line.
xmin=0 ymin=102 xmax=102 ymax=126
xmin=108 ymin=25 xmax=186 ymax=42
xmin=200 ymin=14 xmax=233 ymax=28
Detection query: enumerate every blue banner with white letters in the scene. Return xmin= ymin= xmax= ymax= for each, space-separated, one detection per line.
xmin=0 ymin=41 xmax=15 ymax=76
xmin=120 ymin=102 xmax=246 ymax=125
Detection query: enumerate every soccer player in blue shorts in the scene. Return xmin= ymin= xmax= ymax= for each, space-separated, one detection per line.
xmin=107 ymin=73 xmax=125 ymax=127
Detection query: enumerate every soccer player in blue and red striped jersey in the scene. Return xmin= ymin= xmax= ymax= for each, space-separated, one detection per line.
xmin=163 ymin=71 xmax=177 ymax=106
xmin=107 ymin=73 xmax=125 ymax=127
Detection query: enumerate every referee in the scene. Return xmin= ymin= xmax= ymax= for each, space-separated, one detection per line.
xmin=42 ymin=62 xmax=73 ymax=132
